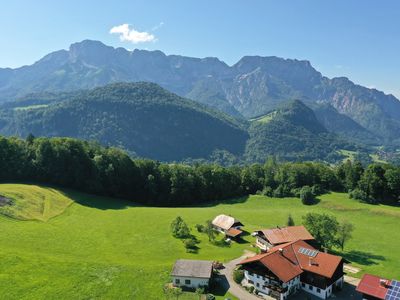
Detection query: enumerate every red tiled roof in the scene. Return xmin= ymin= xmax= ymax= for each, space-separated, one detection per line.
xmin=356 ymin=274 xmax=390 ymax=300
xmin=238 ymin=240 xmax=343 ymax=282
xmin=239 ymin=249 xmax=302 ymax=282
xmin=291 ymin=241 xmax=342 ymax=278
xmin=226 ymin=227 xmax=242 ymax=237
xmin=260 ymin=226 xmax=314 ymax=245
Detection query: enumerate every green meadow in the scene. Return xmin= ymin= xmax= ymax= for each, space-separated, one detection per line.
xmin=0 ymin=183 xmax=399 ymax=300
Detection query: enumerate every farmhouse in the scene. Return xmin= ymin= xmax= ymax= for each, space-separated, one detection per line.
xmin=253 ymin=225 xmax=316 ymax=251
xmin=212 ymin=214 xmax=244 ymax=239
xmin=171 ymin=259 xmax=213 ymax=289
xmin=238 ymin=240 xmax=344 ymax=300
xmin=356 ymin=273 xmax=400 ymax=300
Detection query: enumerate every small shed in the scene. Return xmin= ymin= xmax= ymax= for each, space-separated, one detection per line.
xmin=211 ymin=214 xmax=244 ymax=238
xmin=171 ymin=259 xmax=213 ymax=289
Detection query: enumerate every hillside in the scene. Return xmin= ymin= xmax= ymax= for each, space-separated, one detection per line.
xmin=312 ymin=103 xmax=380 ymax=145
xmin=0 ymin=184 xmax=72 ymax=221
xmin=0 ymin=184 xmax=399 ymax=300
xmin=0 ymin=82 xmax=248 ymax=161
xmin=244 ymin=100 xmax=353 ymax=162
xmin=0 ymin=93 xmax=363 ymax=163
xmin=1 ymin=40 xmax=399 ymax=145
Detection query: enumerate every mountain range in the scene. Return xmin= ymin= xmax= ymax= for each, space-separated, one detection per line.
xmin=0 ymin=40 xmax=398 ymax=162
xmin=1 ymin=40 xmax=399 ymax=146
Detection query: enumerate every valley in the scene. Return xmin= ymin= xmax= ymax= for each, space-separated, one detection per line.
xmin=0 ymin=184 xmax=399 ymax=299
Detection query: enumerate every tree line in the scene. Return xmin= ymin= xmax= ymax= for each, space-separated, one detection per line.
xmin=0 ymin=135 xmax=399 ymax=206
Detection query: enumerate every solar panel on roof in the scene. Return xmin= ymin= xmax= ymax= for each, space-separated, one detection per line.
xmin=298 ymin=247 xmax=318 ymax=257
xmin=385 ymin=280 xmax=400 ymax=300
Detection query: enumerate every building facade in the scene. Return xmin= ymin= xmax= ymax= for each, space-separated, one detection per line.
xmin=238 ymin=240 xmax=344 ymax=299
xmin=171 ymin=259 xmax=213 ymax=289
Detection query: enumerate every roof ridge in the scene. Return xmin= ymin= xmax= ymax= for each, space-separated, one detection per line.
xmin=292 ymin=242 xmax=301 ymax=266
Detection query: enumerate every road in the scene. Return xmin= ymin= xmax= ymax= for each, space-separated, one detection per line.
xmin=220 ymin=252 xmax=269 ymax=300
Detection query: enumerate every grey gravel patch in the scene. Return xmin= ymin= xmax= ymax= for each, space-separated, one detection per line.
xmin=0 ymin=195 xmax=12 ymax=207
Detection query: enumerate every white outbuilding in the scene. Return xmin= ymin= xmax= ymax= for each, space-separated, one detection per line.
xmin=171 ymin=259 xmax=213 ymax=289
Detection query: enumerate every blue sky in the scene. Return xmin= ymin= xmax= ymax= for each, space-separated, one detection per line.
xmin=1 ymin=0 xmax=399 ymax=97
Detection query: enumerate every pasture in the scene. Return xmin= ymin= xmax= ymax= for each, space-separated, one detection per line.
xmin=0 ymin=183 xmax=398 ymax=299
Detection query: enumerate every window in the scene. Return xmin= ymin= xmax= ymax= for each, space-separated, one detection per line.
xmin=317 ymin=288 xmax=321 ymax=293
xmin=248 ymin=272 xmax=253 ymax=276
xmin=309 ymin=285 xmax=313 ymax=291
xmin=185 ymin=279 xmax=191 ymax=285
xmin=249 ymin=280 xmax=254 ymax=284
xmin=175 ymin=279 xmax=180 ymax=284
xmin=256 ymin=283 xmax=260 ymax=287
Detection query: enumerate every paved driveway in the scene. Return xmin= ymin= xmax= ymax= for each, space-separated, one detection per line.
xmin=219 ymin=252 xmax=271 ymax=300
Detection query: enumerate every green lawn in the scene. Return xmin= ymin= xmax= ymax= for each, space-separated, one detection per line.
xmin=0 ymin=183 xmax=399 ymax=300
xmin=250 ymin=111 xmax=277 ymax=124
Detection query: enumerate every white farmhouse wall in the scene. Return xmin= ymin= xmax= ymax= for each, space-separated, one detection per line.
xmin=301 ymin=276 xmax=343 ymax=299
xmin=244 ymin=270 xmax=301 ymax=299
xmin=172 ymin=276 xmax=209 ymax=289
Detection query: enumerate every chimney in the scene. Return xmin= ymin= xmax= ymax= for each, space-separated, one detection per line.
xmin=380 ymin=279 xmax=389 ymax=287
xmin=309 ymin=257 xmax=318 ymax=266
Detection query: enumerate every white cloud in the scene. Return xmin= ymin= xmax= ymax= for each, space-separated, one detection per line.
xmin=110 ymin=24 xmax=156 ymax=44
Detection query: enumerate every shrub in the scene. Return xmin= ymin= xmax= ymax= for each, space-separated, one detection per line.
xmin=233 ymin=268 xmax=244 ymax=284
xmin=349 ymin=188 xmax=369 ymax=202
xmin=311 ymin=184 xmax=324 ymax=196
xmin=184 ymin=237 xmax=197 ymax=248
xmin=195 ymin=224 xmax=205 ymax=233
xmin=287 ymin=214 xmax=295 ymax=226
xmin=171 ymin=216 xmax=190 ymax=238
xmin=300 ymin=186 xmax=315 ymax=205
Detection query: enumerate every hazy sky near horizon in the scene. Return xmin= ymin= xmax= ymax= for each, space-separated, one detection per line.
xmin=1 ymin=0 xmax=399 ymax=97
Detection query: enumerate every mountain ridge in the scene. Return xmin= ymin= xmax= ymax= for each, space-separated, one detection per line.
xmin=0 ymin=39 xmax=399 ymax=144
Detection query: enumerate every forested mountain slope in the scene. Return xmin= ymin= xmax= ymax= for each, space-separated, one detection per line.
xmin=245 ymin=100 xmax=354 ymax=162
xmin=0 ymin=40 xmax=399 ymax=144
xmin=0 ymin=82 xmax=248 ymax=161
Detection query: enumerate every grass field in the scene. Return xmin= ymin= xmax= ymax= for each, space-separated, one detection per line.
xmin=250 ymin=111 xmax=277 ymax=124
xmin=0 ymin=183 xmax=399 ymax=300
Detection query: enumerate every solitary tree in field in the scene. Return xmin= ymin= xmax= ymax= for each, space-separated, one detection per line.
xmin=205 ymin=220 xmax=215 ymax=242
xmin=170 ymin=216 xmax=190 ymax=239
xmin=336 ymin=221 xmax=354 ymax=251
xmin=303 ymin=213 xmax=339 ymax=249
xmin=287 ymin=214 xmax=295 ymax=226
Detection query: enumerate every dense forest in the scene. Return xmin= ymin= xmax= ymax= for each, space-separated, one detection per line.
xmin=0 ymin=82 xmax=247 ymax=161
xmin=1 ymin=135 xmax=399 ymax=206
xmin=0 ymin=83 xmax=367 ymax=164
